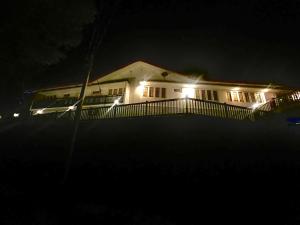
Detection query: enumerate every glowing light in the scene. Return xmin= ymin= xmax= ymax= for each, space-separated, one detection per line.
xmin=262 ymin=88 xmax=269 ymax=93
xmin=137 ymin=80 xmax=147 ymax=96
xmin=13 ymin=113 xmax=20 ymax=118
xmin=182 ymin=87 xmax=195 ymax=98
xmin=68 ymin=105 xmax=75 ymax=110
xmin=36 ymin=109 xmax=44 ymax=115
xmin=140 ymin=81 xmax=146 ymax=86
xmin=114 ymin=99 xmax=120 ymax=105
xmin=251 ymin=103 xmax=263 ymax=110
xmin=232 ymin=87 xmax=240 ymax=91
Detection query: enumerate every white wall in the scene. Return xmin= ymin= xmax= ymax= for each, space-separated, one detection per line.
xmin=32 ymin=78 xmax=287 ymax=114
xmin=128 ymin=80 xmax=284 ymax=108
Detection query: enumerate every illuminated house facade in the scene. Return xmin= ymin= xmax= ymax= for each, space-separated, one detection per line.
xmin=30 ymin=61 xmax=294 ymax=116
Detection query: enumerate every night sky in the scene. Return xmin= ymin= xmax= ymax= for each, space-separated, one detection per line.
xmin=45 ymin=0 xmax=300 ymax=86
xmin=2 ymin=0 xmax=300 ymax=109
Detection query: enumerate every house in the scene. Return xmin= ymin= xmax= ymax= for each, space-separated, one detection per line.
xmin=29 ymin=61 xmax=299 ymax=120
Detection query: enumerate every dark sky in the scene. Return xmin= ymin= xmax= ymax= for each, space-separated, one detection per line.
xmin=40 ymin=0 xmax=300 ymax=90
xmin=2 ymin=0 xmax=300 ymax=110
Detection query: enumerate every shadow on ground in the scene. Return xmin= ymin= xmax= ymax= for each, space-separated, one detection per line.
xmin=0 ymin=115 xmax=299 ymax=224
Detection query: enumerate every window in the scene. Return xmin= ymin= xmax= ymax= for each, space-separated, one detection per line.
xmin=161 ymin=88 xmax=166 ymax=98
xmin=118 ymin=88 xmax=123 ymax=95
xmin=108 ymin=89 xmax=113 ymax=96
xmin=46 ymin=95 xmax=56 ymax=100
xmin=255 ymin=93 xmax=262 ymax=103
xmin=174 ymin=88 xmax=182 ymax=93
xmin=250 ymin=92 xmax=256 ymax=102
xmin=232 ymin=92 xmax=238 ymax=102
xmin=144 ymin=86 xmax=165 ymax=98
xmin=226 ymin=92 xmax=232 ymax=102
xmin=238 ymin=92 xmax=244 ymax=102
xmin=195 ymin=89 xmax=201 ymax=99
xmin=149 ymin=87 xmax=154 ymax=97
xmin=143 ymin=87 xmax=148 ymax=97
xmin=207 ymin=90 xmax=212 ymax=100
xmin=155 ymin=87 xmax=160 ymax=97
xmin=201 ymin=90 xmax=206 ymax=100
xmin=244 ymin=92 xmax=250 ymax=102
xmin=64 ymin=94 xmax=70 ymax=98
xmin=213 ymin=91 xmax=219 ymax=101
xmin=92 ymin=90 xmax=101 ymax=95
xmin=113 ymin=89 xmax=118 ymax=95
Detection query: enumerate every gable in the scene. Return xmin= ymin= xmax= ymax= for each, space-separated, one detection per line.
xmin=90 ymin=61 xmax=198 ymax=84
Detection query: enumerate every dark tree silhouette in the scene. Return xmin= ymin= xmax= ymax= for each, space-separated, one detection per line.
xmin=0 ymin=0 xmax=97 ymax=109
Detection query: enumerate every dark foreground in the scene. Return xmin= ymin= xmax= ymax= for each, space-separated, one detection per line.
xmin=0 ymin=115 xmax=300 ymax=224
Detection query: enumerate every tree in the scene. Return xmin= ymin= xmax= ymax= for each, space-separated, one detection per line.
xmin=0 ymin=0 xmax=97 ymax=108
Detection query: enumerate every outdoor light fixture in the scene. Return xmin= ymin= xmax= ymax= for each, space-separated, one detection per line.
xmin=251 ymin=103 xmax=262 ymax=110
xmin=261 ymin=88 xmax=269 ymax=93
xmin=36 ymin=109 xmax=44 ymax=115
xmin=232 ymin=87 xmax=240 ymax=91
xmin=140 ymin=81 xmax=147 ymax=86
xmin=13 ymin=113 xmax=20 ymax=118
xmin=114 ymin=99 xmax=120 ymax=105
xmin=68 ymin=105 xmax=75 ymax=110
xmin=137 ymin=80 xmax=147 ymax=96
xmin=182 ymin=87 xmax=195 ymax=98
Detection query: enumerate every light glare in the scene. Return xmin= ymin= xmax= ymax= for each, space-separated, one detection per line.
xmin=182 ymin=87 xmax=194 ymax=98
xmin=36 ymin=109 xmax=44 ymax=114
xmin=13 ymin=113 xmax=20 ymax=118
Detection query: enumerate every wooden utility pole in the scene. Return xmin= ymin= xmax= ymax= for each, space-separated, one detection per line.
xmin=62 ymin=54 xmax=94 ymax=183
xmin=62 ymin=0 xmax=122 ymax=184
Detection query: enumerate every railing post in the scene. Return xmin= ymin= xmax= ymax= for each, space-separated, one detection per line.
xmin=144 ymin=101 xmax=148 ymax=116
xmin=113 ymin=105 xmax=117 ymax=118
xmin=185 ymin=97 xmax=189 ymax=114
xmin=224 ymin=103 xmax=228 ymax=118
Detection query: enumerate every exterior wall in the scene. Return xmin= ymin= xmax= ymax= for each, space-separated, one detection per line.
xmin=31 ymin=78 xmax=287 ymax=115
xmin=128 ymin=80 xmax=284 ymax=108
xmin=30 ymin=59 xmax=291 ymax=115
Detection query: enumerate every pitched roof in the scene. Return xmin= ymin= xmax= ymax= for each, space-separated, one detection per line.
xmin=31 ymin=60 xmax=291 ymax=92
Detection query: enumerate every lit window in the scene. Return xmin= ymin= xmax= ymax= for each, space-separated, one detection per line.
xmin=195 ymin=89 xmax=201 ymax=99
xmin=213 ymin=90 xmax=219 ymax=101
xmin=149 ymin=87 xmax=154 ymax=97
xmin=118 ymin=88 xmax=123 ymax=95
xmin=226 ymin=92 xmax=232 ymax=102
xmin=244 ymin=92 xmax=250 ymax=102
xmin=161 ymin=88 xmax=166 ymax=98
xmin=155 ymin=87 xmax=160 ymax=97
xmin=232 ymin=92 xmax=238 ymax=102
xmin=238 ymin=92 xmax=244 ymax=102
xmin=255 ymin=93 xmax=262 ymax=103
xmin=143 ymin=87 xmax=148 ymax=97
xmin=250 ymin=92 xmax=256 ymax=102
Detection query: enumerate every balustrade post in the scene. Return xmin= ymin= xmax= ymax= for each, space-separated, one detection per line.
xmin=144 ymin=101 xmax=148 ymax=116
xmin=113 ymin=105 xmax=117 ymax=118
xmin=224 ymin=103 xmax=228 ymax=118
xmin=185 ymin=97 xmax=189 ymax=114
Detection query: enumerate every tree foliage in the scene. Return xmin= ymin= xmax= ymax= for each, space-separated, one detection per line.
xmin=0 ymin=0 xmax=97 ymax=67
